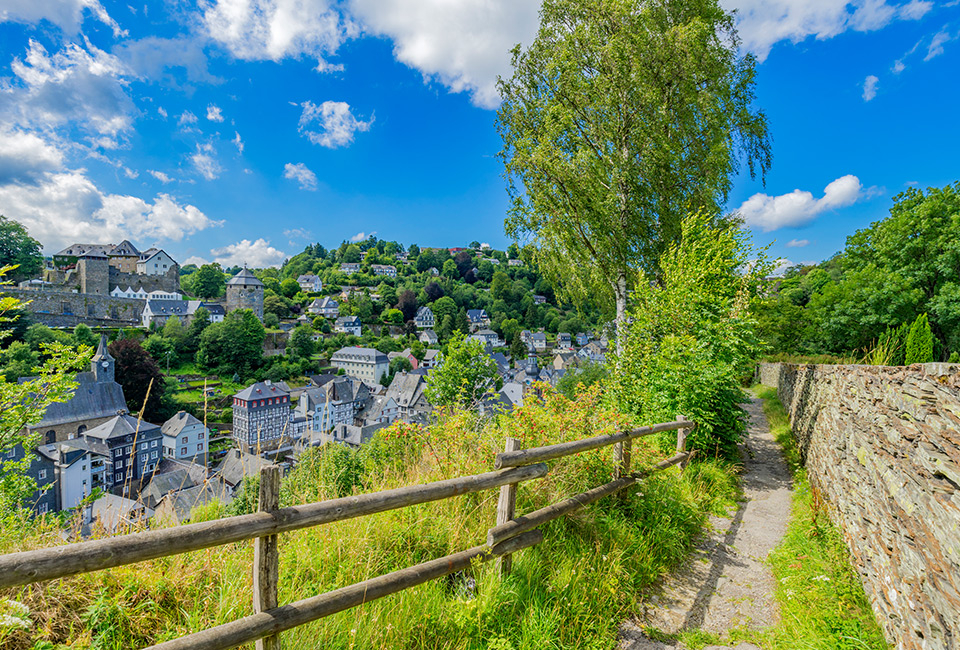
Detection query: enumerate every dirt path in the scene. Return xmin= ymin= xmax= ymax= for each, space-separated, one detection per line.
xmin=618 ymin=397 xmax=793 ymax=650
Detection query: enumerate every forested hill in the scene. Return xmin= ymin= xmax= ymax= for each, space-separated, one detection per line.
xmin=754 ymin=182 xmax=960 ymax=362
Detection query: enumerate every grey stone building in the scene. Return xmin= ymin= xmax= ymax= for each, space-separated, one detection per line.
xmin=83 ymin=414 xmax=164 ymax=495
xmin=226 ymin=266 xmax=265 ymax=321
xmin=330 ymin=347 xmax=390 ymax=383
xmin=232 ymin=381 xmax=306 ymax=453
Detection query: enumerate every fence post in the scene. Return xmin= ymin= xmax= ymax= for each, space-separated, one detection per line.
xmin=676 ymin=415 xmax=690 ymax=471
xmin=494 ymin=437 xmax=520 ymax=577
xmin=613 ymin=439 xmax=631 ymax=480
xmin=254 ymin=465 xmax=281 ymax=650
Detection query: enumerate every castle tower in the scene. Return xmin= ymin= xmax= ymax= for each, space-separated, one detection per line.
xmin=225 ymin=266 xmax=265 ymax=321
xmin=77 ymin=253 xmax=109 ymax=295
xmin=91 ymin=333 xmax=115 ymax=384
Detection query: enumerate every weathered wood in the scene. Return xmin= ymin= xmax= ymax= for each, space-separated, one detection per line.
xmin=487 ymin=450 xmax=695 ymax=547
xmin=676 ymin=415 xmax=691 ymax=470
xmin=0 ymin=463 xmax=548 ymax=589
xmin=494 ymin=437 xmax=520 ymax=576
xmin=145 ymin=530 xmax=544 ymax=650
xmin=495 ymin=420 xmax=694 ymax=469
xmin=254 ymin=466 xmax=280 ymax=650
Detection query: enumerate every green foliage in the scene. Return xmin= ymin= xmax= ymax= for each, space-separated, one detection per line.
xmin=611 ymin=213 xmax=767 ymax=456
xmin=425 ymin=331 xmax=499 ymax=408
xmin=0 ymin=216 xmax=43 ymax=282
xmin=904 ymin=312 xmax=934 ymax=365
xmin=109 ymin=339 xmax=176 ymax=421
xmin=556 ymin=362 xmax=607 ymax=400
xmin=196 ymin=309 xmax=265 ymax=378
xmin=498 ymin=0 xmax=770 ymax=323
xmin=863 ymin=322 xmax=909 ymax=366
xmin=263 ymin=312 xmax=280 ymax=329
xmin=185 ymin=263 xmax=226 ymax=299
xmin=288 ymin=325 xmax=316 ymax=358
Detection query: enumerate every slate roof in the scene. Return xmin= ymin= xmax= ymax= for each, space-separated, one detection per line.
xmin=336 ymin=315 xmax=361 ymax=327
xmin=145 ymin=300 xmax=191 ymax=317
xmin=467 ymin=309 xmax=488 ymax=323
xmin=27 ymin=374 xmax=128 ymax=428
xmin=234 ymin=381 xmax=289 ymax=401
xmin=56 ymin=243 xmax=113 ymax=257
xmin=109 ymin=240 xmax=140 ymax=256
xmin=92 ymin=494 xmax=153 ymax=532
xmin=384 ymin=372 xmax=429 ymax=409
xmin=140 ymin=467 xmax=201 ymax=508
xmin=227 ymin=267 xmax=264 ymax=287
xmin=154 ymin=479 xmax=232 ymax=523
xmin=161 ymin=411 xmax=205 ymax=438
xmin=217 ymin=449 xmax=272 ymax=487
xmin=331 ymin=347 xmax=389 ymax=364
xmin=84 ymin=415 xmax=161 ymax=441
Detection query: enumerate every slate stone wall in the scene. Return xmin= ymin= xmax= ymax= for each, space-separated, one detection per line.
xmin=759 ymin=362 xmax=960 ymax=650
xmin=6 ymin=289 xmax=144 ymax=326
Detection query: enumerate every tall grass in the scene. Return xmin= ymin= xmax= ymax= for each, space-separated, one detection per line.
xmin=750 ymin=385 xmax=887 ymax=650
xmin=0 ymin=385 xmax=739 ymax=649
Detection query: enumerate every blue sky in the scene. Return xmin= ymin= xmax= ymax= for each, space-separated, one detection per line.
xmin=0 ymin=0 xmax=957 ymax=269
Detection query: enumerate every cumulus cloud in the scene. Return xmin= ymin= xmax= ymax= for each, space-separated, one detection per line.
xmin=350 ymin=231 xmax=375 ymax=242
xmin=158 ymin=106 xmax=168 ymax=118
xmin=202 ymin=0 xmax=354 ymax=67
xmin=283 ymin=162 xmax=317 ymax=190
xmin=212 ymin=238 xmax=287 ymax=268
xmin=0 ymin=169 xmax=220 ymax=252
xmin=863 ymin=74 xmax=879 ymax=101
xmin=4 ymin=40 xmax=134 ymax=141
xmin=736 ymin=174 xmax=865 ymax=231
xmin=298 ymin=100 xmax=371 ymax=148
xmin=178 ymin=110 xmax=198 ymax=126
xmin=0 ymin=127 xmax=64 ymax=184
xmin=115 ymin=36 xmax=219 ymax=86
xmin=206 ymin=104 xmax=224 ymax=122
xmin=148 ymin=169 xmax=173 ymax=183
xmin=0 ymin=0 xmax=125 ymax=36
xmin=722 ymin=0 xmax=933 ymax=62
xmin=232 ymin=131 xmax=244 ymax=153
xmin=786 ymin=239 xmax=810 ymax=248
xmin=192 ymin=143 xmax=222 ymax=180
xmin=183 ymin=255 xmax=210 ymax=266
xmin=349 ymin=0 xmax=540 ymax=108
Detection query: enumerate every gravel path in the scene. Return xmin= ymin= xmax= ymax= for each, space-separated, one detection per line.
xmin=618 ymin=397 xmax=793 ymax=650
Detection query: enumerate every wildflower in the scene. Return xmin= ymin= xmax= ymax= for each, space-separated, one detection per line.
xmin=812 ymin=575 xmax=831 ymax=582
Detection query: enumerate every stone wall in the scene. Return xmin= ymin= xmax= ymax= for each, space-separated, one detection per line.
xmin=6 ymin=288 xmax=144 ymax=326
xmin=759 ymin=362 xmax=960 ymax=650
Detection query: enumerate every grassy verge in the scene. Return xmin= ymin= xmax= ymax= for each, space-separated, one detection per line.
xmin=0 ymin=388 xmax=739 ymax=650
xmin=749 ymin=385 xmax=887 ymax=650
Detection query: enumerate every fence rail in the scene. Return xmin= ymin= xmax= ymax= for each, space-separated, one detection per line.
xmin=0 ymin=416 xmax=696 ymax=649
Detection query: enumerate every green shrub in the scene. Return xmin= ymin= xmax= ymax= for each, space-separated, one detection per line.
xmin=904 ymin=312 xmax=934 ymax=364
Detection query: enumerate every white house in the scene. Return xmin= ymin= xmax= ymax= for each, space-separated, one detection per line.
xmin=371 ymin=264 xmax=397 ymax=277
xmin=330 ymin=347 xmax=390 ymax=383
xmin=335 ymin=315 xmax=362 ymax=336
xmin=308 ymin=296 xmax=339 ymax=318
xmin=161 ymin=411 xmax=208 ymax=466
xmin=472 ymin=329 xmax=501 ymax=347
xmin=418 ymin=329 xmax=438 ymax=345
xmin=110 ymin=286 xmax=181 ymax=301
xmin=297 ymin=274 xmax=323 ymax=293
xmin=137 ymin=249 xmax=177 ymax=275
xmin=414 ymin=306 xmax=435 ymax=329
xmin=532 ymin=294 xmax=547 ymax=304
xmin=340 ymin=263 xmax=361 ymax=274
xmin=508 ymin=259 xmax=524 ymax=267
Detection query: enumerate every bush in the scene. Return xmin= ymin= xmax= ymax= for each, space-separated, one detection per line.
xmin=904 ymin=312 xmax=934 ymax=364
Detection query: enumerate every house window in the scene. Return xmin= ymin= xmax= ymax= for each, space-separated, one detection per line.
xmin=181 ymin=436 xmax=188 ymax=444
xmin=38 ymin=469 xmax=47 ymax=480
xmin=140 ymin=443 xmax=148 ymax=450
xmin=38 ymin=502 xmax=48 ymax=515
xmin=180 ymin=447 xmax=187 ymax=456
xmin=115 ymin=473 xmax=122 ymax=482
xmin=150 ymin=451 xmax=158 ymax=460
xmin=151 ymin=440 xmax=158 ymax=447
xmin=197 ymin=443 xmax=203 ymax=452
xmin=114 ymin=448 xmax=122 ymax=457
xmin=4 ymin=449 xmax=14 ymax=459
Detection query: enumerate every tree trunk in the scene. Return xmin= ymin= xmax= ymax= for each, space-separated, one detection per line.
xmin=613 ymin=272 xmax=628 ymax=359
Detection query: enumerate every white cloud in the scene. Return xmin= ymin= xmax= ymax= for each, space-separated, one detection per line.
xmin=148 ymin=169 xmax=173 ymax=183
xmin=115 ymin=36 xmax=218 ymax=85
xmin=298 ymin=100 xmax=372 ymax=148
xmin=232 ymin=131 xmax=244 ymax=153
xmin=158 ymin=106 xmax=168 ymax=118
xmin=0 ymin=169 xmax=220 ymax=252
xmin=212 ymin=238 xmax=287 ymax=268
xmin=770 ymin=258 xmax=797 ymax=277
xmin=924 ymin=27 xmax=952 ymax=61
xmin=183 ymin=256 xmax=210 ymax=266
xmin=192 ymin=143 xmax=222 ymax=181
xmin=284 ymin=227 xmax=312 ymax=240
xmin=892 ymin=59 xmax=906 ymax=73
xmin=207 ymin=104 xmax=224 ymax=122
xmin=863 ymin=74 xmax=879 ymax=101
xmin=0 ymin=127 xmax=64 ymax=183
xmin=283 ymin=162 xmax=317 ymax=190
xmin=723 ymin=0 xmax=933 ymax=62
xmin=350 ymin=231 xmax=375 ymax=242
xmin=178 ymin=110 xmax=198 ymax=126
xmin=737 ymin=174 xmax=864 ymax=231
xmin=349 ymin=0 xmax=540 ymax=108
xmin=786 ymin=238 xmax=810 ymax=248
xmin=5 ymin=40 xmax=134 ymax=141
xmin=0 ymin=0 xmax=125 ymax=36
xmin=202 ymin=0 xmax=354 ymax=66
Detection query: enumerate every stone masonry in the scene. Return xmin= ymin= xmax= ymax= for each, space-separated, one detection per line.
xmin=759 ymin=362 xmax=960 ymax=650
xmin=4 ymin=288 xmax=144 ymax=326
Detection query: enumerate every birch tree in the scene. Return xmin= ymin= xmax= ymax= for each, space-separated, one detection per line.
xmin=498 ymin=0 xmax=771 ymax=348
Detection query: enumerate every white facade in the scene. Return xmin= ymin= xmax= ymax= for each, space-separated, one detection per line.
xmin=137 ymin=249 xmax=177 ymax=275
xmin=330 ymin=347 xmax=390 ymax=383
xmin=161 ymin=412 xmax=208 ymax=466
xmin=297 ymin=275 xmax=323 ymax=292
xmin=59 ymin=454 xmax=96 ymax=511
xmin=111 ymin=286 xmax=181 ymax=301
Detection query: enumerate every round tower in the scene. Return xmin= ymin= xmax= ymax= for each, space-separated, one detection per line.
xmin=225 ymin=266 xmax=265 ymax=321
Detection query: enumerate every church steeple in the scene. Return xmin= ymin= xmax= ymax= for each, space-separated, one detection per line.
xmin=91 ymin=333 xmax=115 ymax=383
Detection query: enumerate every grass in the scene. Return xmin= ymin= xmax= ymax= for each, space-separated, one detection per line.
xmin=0 ymin=387 xmax=740 ymax=650
xmin=748 ymin=385 xmax=888 ymax=650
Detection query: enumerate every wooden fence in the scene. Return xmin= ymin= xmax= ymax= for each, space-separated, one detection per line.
xmin=0 ymin=417 xmax=695 ymax=650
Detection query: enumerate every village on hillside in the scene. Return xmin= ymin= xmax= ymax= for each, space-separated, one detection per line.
xmin=3 ymin=235 xmax=609 ymax=529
